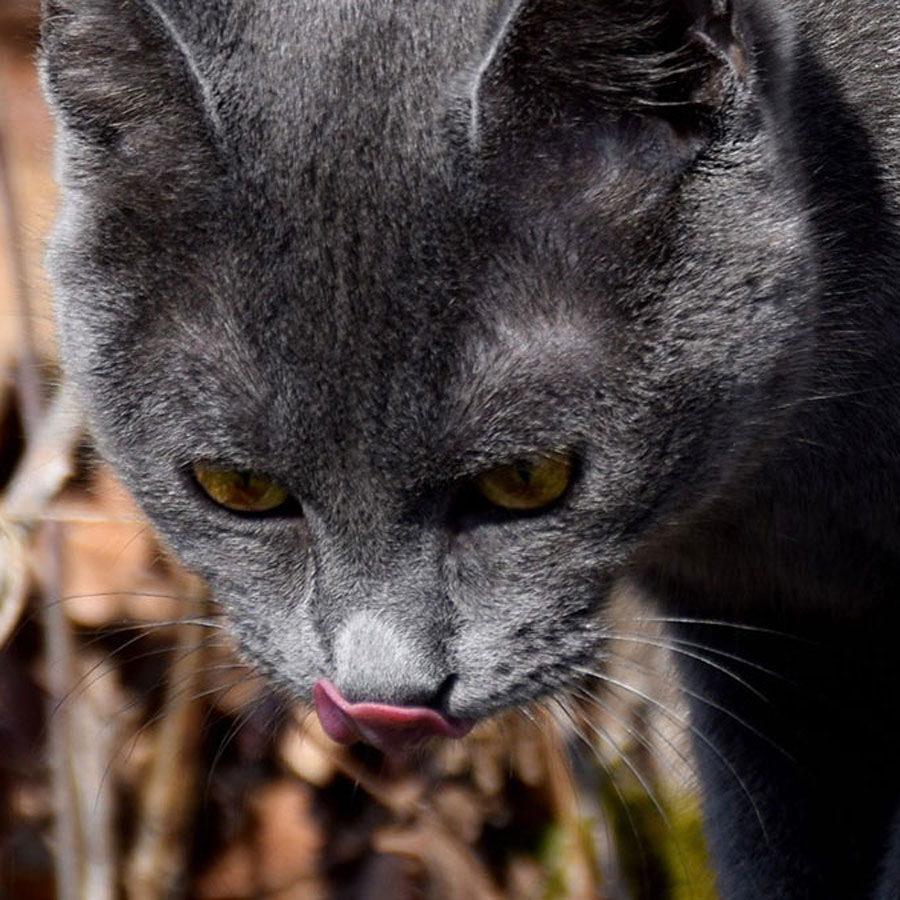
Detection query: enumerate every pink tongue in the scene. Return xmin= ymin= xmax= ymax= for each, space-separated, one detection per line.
xmin=313 ymin=679 xmax=472 ymax=753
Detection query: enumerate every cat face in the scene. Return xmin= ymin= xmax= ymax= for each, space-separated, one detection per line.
xmin=43 ymin=0 xmax=812 ymax=722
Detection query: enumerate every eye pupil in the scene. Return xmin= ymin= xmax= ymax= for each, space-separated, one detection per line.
xmin=474 ymin=451 xmax=574 ymax=512
xmin=192 ymin=463 xmax=292 ymax=514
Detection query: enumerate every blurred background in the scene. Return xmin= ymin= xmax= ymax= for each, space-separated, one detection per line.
xmin=0 ymin=2 xmax=717 ymax=897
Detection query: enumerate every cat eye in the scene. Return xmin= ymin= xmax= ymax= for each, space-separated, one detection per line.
xmin=474 ymin=451 xmax=574 ymax=512
xmin=192 ymin=462 xmax=293 ymax=515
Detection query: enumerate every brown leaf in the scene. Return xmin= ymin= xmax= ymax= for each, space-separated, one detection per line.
xmin=374 ymin=817 xmax=503 ymax=900
xmin=193 ymin=779 xmax=325 ymax=900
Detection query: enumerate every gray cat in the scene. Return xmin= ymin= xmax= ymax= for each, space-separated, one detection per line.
xmin=39 ymin=0 xmax=900 ymax=897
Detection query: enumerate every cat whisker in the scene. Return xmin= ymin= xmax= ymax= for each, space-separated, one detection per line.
xmin=550 ymin=693 xmax=689 ymax=889
xmin=93 ymin=653 xmax=262 ymax=804
xmin=58 ymin=588 xmax=226 ymax=608
xmin=576 ymin=665 xmax=772 ymax=846
xmin=568 ymin=681 xmax=699 ymax=790
xmin=188 ymin=673 xmax=274 ymax=750
xmin=204 ymin=689 xmax=288 ymax=794
xmin=772 ymin=381 xmax=900 ymax=410
xmin=612 ymin=627 xmax=802 ymax=688
xmin=26 ymin=588 xmax=228 ymax=634
xmin=540 ymin=694 xmax=624 ymax=884
xmin=531 ymin=696 xmax=634 ymax=884
xmin=559 ymin=688 xmax=705 ymax=894
xmin=514 ymin=703 xmax=544 ymax=733
xmin=628 ymin=615 xmax=820 ymax=646
xmin=604 ymin=630 xmax=773 ymax=702
xmin=70 ymin=620 xmax=228 ymax=660
xmin=46 ymin=626 xmax=225 ymax=720
xmin=599 ymin=650 xmax=796 ymax=764
xmin=51 ymin=626 xmax=233 ymax=717
xmin=9 ymin=513 xmax=149 ymax=525
xmin=162 ymin=661 xmax=269 ymax=713
xmin=110 ymin=661 xmax=271 ymax=789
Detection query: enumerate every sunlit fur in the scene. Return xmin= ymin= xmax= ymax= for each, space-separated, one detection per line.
xmin=41 ymin=1 xmax=900 ymax=896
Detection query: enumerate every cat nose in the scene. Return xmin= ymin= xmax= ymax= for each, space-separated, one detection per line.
xmin=313 ymin=679 xmax=472 ymax=753
xmin=331 ymin=609 xmax=454 ymax=704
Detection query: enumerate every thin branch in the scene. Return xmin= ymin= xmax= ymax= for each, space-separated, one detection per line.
xmin=0 ymin=513 xmax=26 ymax=647
xmin=0 ymin=384 xmax=84 ymax=647
xmin=43 ymin=522 xmax=81 ymax=900
xmin=124 ymin=573 xmax=209 ymax=900
xmin=1 ymin=382 xmax=84 ymax=525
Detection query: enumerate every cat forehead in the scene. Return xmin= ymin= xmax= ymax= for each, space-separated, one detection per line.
xmin=177 ymin=281 xmax=602 ymax=402
xmin=154 ymin=272 xmax=603 ymax=472
xmin=156 ymin=1 xmax=671 ymax=233
xmin=184 ymin=1 xmax=492 ymax=190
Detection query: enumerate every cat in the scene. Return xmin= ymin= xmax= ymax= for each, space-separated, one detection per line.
xmin=39 ymin=0 xmax=900 ymax=896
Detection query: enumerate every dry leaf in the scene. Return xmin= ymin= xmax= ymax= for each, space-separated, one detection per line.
xmin=193 ymin=779 xmax=324 ymax=900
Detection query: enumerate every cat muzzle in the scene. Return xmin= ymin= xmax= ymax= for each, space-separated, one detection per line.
xmin=313 ymin=678 xmax=472 ymax=753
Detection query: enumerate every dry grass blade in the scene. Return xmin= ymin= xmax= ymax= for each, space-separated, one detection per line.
xmin=0 ymin=513 xmax=26 ymax=646
xmin=374 ymin=816 xmax=505 ymax=900
xmin=125 ymin=572 xmax=210 ymax=900
xmin=538 ymin=716 xmax=600 ymax=898
xmin=43 ymin=522 xmax=81 ymax=900
xmin=43 ymin=521 xmax=118 ymax=900
xmin=1 ymin=383 xmax=84 ymax=527
xmin=1 ymin=384 xmax=84 ymax=647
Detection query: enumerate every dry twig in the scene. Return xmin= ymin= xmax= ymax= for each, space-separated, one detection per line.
xmin=0 ymin=384 xmax=84 ymax=646
xmin=42 ymin=521 xmax=118 ymax=900
xmin=125 ymin=572 xmax=210 ymax=900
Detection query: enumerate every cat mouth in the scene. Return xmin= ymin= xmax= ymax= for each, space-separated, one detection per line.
xmin=313 ymin=679 xmax=473 ymax=754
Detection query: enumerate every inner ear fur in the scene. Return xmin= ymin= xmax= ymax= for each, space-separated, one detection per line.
xmin=40 ymin=0 xmax=218 ymax=177
xmin=470 ymin=0 xmax=753 ymax=149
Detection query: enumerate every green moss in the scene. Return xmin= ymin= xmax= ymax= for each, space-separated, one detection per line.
xmin=537 ymin=818 xmax=600 ymax=899
xmin=596 ymin=759 xmax=720 ymax=900
xmin=538 ymin=824 xmax=573 ymax=899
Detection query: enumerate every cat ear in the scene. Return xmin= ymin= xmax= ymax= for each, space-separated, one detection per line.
xmin=40 ymin=0 xmax=220 ymax=177
xmin=469 ymin=0 xmax=750 ymax=150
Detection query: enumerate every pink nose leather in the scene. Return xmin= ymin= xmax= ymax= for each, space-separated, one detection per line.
xmin=313 ymin=678 xmax=472 ymax=753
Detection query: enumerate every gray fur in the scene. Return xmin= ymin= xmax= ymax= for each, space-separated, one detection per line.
xmin=40 ymin=0 xmax=900 ymax=896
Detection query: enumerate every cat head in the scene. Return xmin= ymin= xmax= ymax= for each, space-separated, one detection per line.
xmin=42 ymin=0 xmax=814 ymax=730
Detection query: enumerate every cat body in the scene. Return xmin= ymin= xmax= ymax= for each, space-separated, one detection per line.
xmin=40 ymin=0 xmax=900 ymax=896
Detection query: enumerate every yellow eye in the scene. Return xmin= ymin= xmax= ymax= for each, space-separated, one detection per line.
xmin=193 ymin=463 xmax=291 ymax=514
xmin=474 ymin=451 xmax=574 ymax=511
